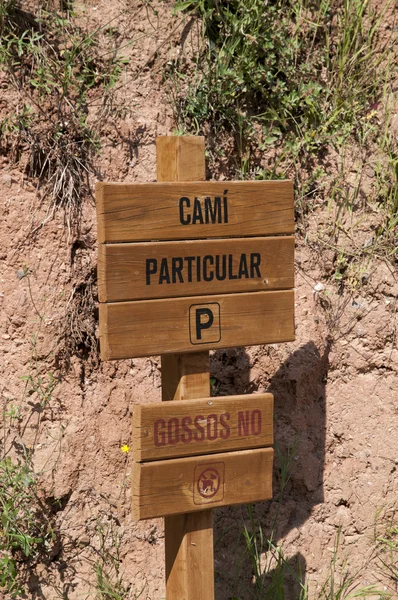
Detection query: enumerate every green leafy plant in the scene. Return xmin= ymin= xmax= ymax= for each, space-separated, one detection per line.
xmin=171 ymin=0 xmax=392 ymax=154
xmin=0 ymin=456 xmax=54 ymax=597
xmin=373 ymin=507 xmax=398 ymax=596
xmin=275 ymin=439 xmax=298 ymax=503
xmin=169 ymin=0 xmax=396 ymax=285
xmin=242 ymin=504 xmax=307 ymax=600
xmin=376 ymin=527 xmax=398 ymax=593
xmin=229 ymin=445 xmax=391 ymax=599
xmin=0 ymin=266 xmax=58 ymax=597
xmin=0 ymin=0 xmax=17 ymax=33
xmin=239 ymin=521 xmax=388 ymax=600
xmin=21 ymin=370 xmax=57 ymax=408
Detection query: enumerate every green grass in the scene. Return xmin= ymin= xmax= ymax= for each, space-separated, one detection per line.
xmin=235 ymin=508 xmax=392 ymax=600
xmin=376 ymin=528 xmax=398 ymax=594
xmin=0 ymin=454 xmax=54 ymax=597
xmin=0 ymin=1 xmax=128 ymax=229
xmin=168 ymin=0 xmax=397 ymax=283
xmin=374 ymin=507 xmax=398 ymax=597
xmin=224 ymin=448 xmax=394 ymax=599
xmin=171 ymin=1 xmax=393 ymax=147
xmin=0 ymin=267 xmax=58 ymax=597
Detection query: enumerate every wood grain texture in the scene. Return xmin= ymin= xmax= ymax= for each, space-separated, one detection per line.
xmin=99 ymin=290 xmax=295 ymax=360
xmin=156 ymin=136 xmax=206 ymax=182
xmin=98 ymin=236 xmax=294 ymax=302
xmin=132 ymin=447 xmax=274 ymax=520
xmin=95 ymin=180 xmax=294 ymax=243
xmin=164 ymin=512 xmax=213 ymax=600
xmin=162 ymin=349 xmax=212 ymax=600
xmin=161 ymin=352 xmax=210 ymax=401
xmin=133 ymin=393 xmax=274 ymax=461
xmin=157 ymin=136 xmax=213 ymax=600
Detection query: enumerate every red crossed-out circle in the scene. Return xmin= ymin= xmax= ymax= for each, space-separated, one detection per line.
xmin=197 ymin=467 xmax=221 ymax=499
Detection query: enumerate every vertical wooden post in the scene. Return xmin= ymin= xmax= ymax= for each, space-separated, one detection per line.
xmin=157 ymin=136 xmax=215 ymax=600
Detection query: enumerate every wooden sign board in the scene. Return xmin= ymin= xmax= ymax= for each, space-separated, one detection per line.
xmin=96 ymin=181 xmax=294 ymax=243
xmin=96 ymin=179 xmax=295 ymax=359
xmin=133 ymin=393 xmax=273 ymax=461
xmin=98 ymin=236 xmax=294 ymax=302
xmin=99 ymin=290 xmax=294 ymax=359
xmin=132 ymin=447 xmax=273 ymax=520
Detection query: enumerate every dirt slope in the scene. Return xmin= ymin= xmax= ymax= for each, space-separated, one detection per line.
xmin=0 ymin=1 xmax=397 ymax=598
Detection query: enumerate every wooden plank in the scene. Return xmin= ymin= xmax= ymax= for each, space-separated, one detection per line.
xmin=99 ymin=290 xmax=295 ymax=360
xmin=156 ymin=136 xmax=206 ymax=182
xmin=161 ymin=352 xmax=210 ymax=401
xmin=156 ymin=135 xmax=214 ymax=600
xmin=98 ymin=236 xmax=294 ymax=302
xmin=164 ymin=513 xmax=213 ymax=600
xmin=132 ymin=447 xmax=274 ymax=520
xmin=132 ymin=394 xmax=273 ymax=461
xmin=95 ymin=180 xmax=294 ymax=243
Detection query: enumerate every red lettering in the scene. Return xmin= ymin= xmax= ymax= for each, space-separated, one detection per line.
xmin=154 ymin=410 xmax=258 ymax=446
xmin=193 ymin=415 xmax=205 ymax=442
xmin=219 ymin=412 xmax=230 ymax=439
xmin=251 ymin=409 xmax=262 ymax=435
xmin=181 ymin=416 xmax=193 ymax=444
xmin=167 ymin=417 xmax=179 ymax=445
xmin=238 ymin=411 xmax=250 ymax=436
xmin=154 ymin=419 xmax=166 ymax=447
xmin=206 ymin=414 xmax=218 ymax=440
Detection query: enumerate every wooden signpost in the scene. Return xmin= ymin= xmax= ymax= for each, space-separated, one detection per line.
xmin=96 ymin=135 xmax=295 ymax=599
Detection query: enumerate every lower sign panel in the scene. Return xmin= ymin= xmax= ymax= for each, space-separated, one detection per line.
xmin=132 ymin=447 xmax=273 ymax=520
xmin=100 ymin=290 xmax=294 ymax=359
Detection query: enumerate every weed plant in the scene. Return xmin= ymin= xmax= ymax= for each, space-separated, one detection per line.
xmin=94 ymin=520 xmax=132 ymax=600
xmin=239 ymin=527 xmax=392 ymax=599
xmin=0 ymin=268 xmax=59 ymax=597
xmin=171 ymin=0 xmax=394 ymax=168
xmin=0 ymin=1 xmax=127 ymax=229
xmin=376 ymin=527 xmax=398 ymax=596
xmin=169 ymin=0 xmax=397 ymax=275
xmin=235 ymin=458 xmax=391 ymax=599
xmin=374 ymin=507 xmax=398 ymax=597
xmin=0 ymin=453 xmax=54 ymax=597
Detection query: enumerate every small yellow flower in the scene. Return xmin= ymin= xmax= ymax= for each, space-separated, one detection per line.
xmin=120 ymin=444 xmax=130 ymax=453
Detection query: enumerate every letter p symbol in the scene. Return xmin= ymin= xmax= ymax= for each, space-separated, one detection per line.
xmin=189 ymin=303 xmax=221 ymax=345
xmin=195 ymin=308 xmax=213 ymax=340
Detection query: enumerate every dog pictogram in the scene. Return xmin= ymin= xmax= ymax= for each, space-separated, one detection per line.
xmin=197 ymin=467 xmax=221 ymax=499
xmin=193 ymin=462 xmax=225 ymax=505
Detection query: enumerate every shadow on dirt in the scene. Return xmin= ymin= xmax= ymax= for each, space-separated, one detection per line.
xmin=211 ymin=339 xmax=331 ymax=599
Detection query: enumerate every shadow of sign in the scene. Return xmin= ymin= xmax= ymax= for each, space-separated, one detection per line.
xmin=211 ymin=339 xmax=330 ymax=599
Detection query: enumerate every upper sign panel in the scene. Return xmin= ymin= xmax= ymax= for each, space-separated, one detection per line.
xmin=96 ymin=181 xmax=294 ymax=243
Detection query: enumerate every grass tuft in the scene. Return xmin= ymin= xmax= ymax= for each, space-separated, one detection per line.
xmin=0 ymin=2 xmax=128 ymax=231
